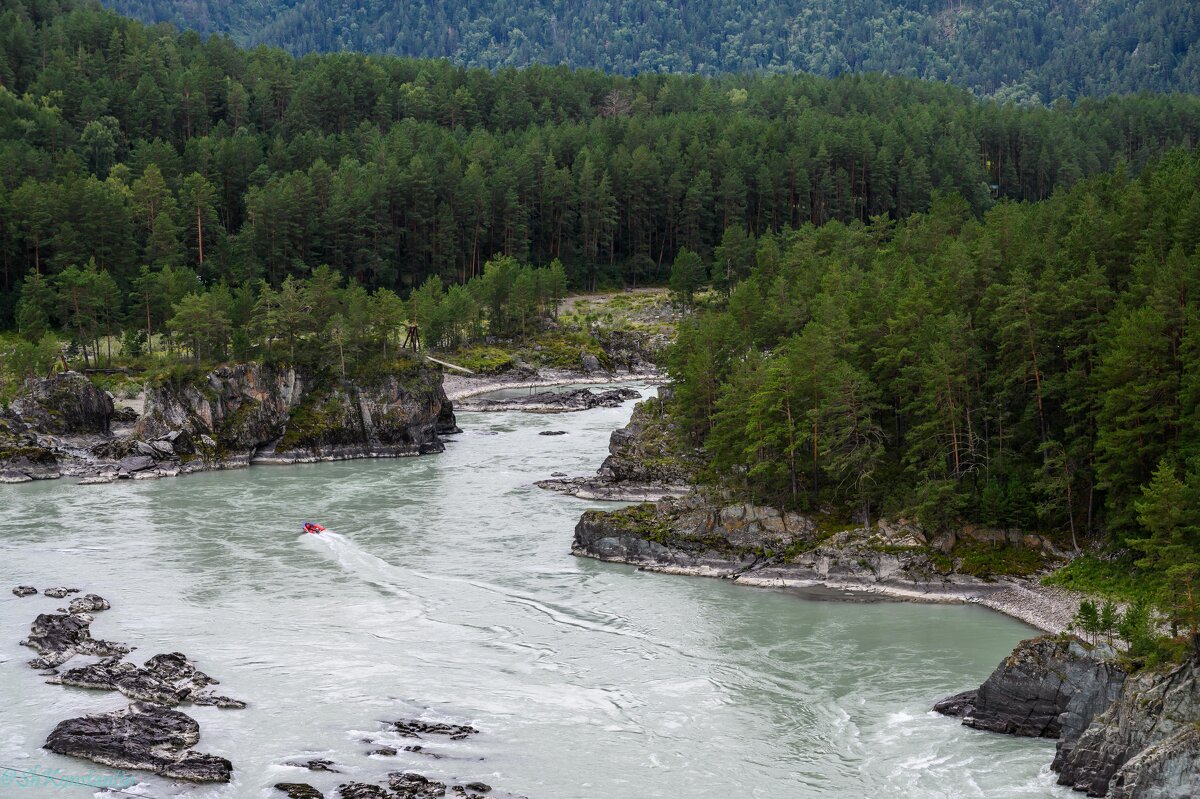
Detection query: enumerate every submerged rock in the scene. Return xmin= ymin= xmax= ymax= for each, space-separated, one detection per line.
xmin=339 ymin=785 xmax=392 ymax=799
xmin=67 ymin=593 xmax=110 ymax=614
xmin=12 ymin=585 xmax=37 ymax=597
xmin=538 ymin=430 xmax=568 ymax=436
xmin=390 ymin=720 xmax=479 ymax=740
xmin=276 ymin=784 xmax=325 ymax=799
xmin=402 ymin=745 xmax=445 ymax=759
xmin=43 ymin=702 xmax=232 ymax=782
xmin=21 ymin=612 xmax=130 ymax=668
xmin=287 ymin=759 xmax=341 ymax=773
xmin=43 ymin=586 xmax=81 ymax=599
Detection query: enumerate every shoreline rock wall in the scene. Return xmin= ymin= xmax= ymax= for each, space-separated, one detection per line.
xmin=935 ymin=636 xmax=1200 ymax=799
xmin=570 ymin=497 xmax=1059 ymax=603
xmin=537 ymin=391 xmax=697 ymax=501
xmin=0 ymin=361 xmax=456 ymax=482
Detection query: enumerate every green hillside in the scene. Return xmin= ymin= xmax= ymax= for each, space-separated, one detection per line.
xmin=100 ymin=0 xmax=1200 ymax=98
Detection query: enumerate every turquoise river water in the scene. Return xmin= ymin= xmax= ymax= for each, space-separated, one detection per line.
xmin=0 ymin=385 xmax=1071 ymax=798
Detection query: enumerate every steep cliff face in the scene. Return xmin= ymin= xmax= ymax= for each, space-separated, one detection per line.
xmin=1055 ymin=658 xmax=1200 ymax=798
xmin=935 ymin=636 xmax=1200 ymax=799
xmin=934 ymin=637 xmax=1126 ymax=740
xmin=136 ymin=362 xmax=453 ymax=467
xmin=2 ymin=362 xmax=455 ymax=483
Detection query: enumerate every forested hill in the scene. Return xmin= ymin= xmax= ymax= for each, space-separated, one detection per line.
xmin=4 ymin=0 xmax=1200 ymax=321
xmin=98 ymin=0 xmax=1200 ymax=99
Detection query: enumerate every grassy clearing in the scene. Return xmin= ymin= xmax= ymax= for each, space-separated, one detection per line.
xmin=1043 ymin=552 xmax=1163 ymax=605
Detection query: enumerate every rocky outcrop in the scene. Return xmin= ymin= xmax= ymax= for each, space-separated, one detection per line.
xmin=18 ymin=593 xmax=245 ymax=781
xmin=67 ymin=593 xmax=110 ymax=613
xmin=571 ymin=497 xmax=1033 ymax=604
xmin=538 ymin=393 xmax=696 ymax=501
xmin=461 ymin=386 xmax=639 ymax=413
xmin=21 ymin=612 xmax=130 ymax=668
xmin=3 ymin=372 xmax=113 ymax=436
xmin=933 ymin=637 xmax=1126 ymax=739
xmin=594 ymin=329 xmax=668 ymax=373
xmin=43 ymin=703 xmax=232 ymax=782
xmin=936 ymin=635 xmax=1200 ymax=798
xmin=0 ymin=372 xmax=116 ymax=481
xmin=389 ymin=719 xmax=479 ymax=740
xmin=48 ymin=651 xmax=245 ymax=708
xmin=0 ymin=361 xmax=455 ymax=483
xmin=1055 ymin=658 xmax=1200 ymax=798
xmin=137 ymin=361 xmax=452 ymax=469
xmin=12 ymin=585 xmax=38 ymax=597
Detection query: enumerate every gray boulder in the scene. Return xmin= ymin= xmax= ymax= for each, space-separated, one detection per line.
xmin=43 ymin=702 xmax=232 ymax=782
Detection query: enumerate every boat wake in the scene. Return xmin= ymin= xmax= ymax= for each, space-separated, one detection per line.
xmin=300 ymin=531 xmax=421 ymax=605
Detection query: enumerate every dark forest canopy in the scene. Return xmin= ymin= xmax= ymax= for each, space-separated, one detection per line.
xmin=98 ymin=0 xmax=1200 ymax=99
xmin=664 ymin=148 xmax=1200 ymax=640
xmin=3 ymin=0 xmax=1200 ymax=328
xmin=668 ymin=149 xmax=1200 ymax=550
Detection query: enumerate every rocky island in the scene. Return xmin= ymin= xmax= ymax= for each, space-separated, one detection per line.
xmin=0 ymin=362 xmax=458 ymax=484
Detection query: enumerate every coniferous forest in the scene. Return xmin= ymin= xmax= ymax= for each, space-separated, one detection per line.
xmin=4 ymin=0 xmax=1200 ymax=323
xmin=100 ymin=0 xmax=1200 ymax=99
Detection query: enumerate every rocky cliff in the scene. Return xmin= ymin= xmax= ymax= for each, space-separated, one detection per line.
xmin=1055 ymin=657 xmax=1200 ymax=798
xmin=0 ymin=361 xmax=456 ymax=482
xmin=0 ymin=372 xmax=115 ymax=482
xmin=538 ymin=392 xmax=698 ymax=500
xmin=935 ymin=636 xmax=1200 ymax=799
xmin=934 ymin=637 xmax=1127 ymax=740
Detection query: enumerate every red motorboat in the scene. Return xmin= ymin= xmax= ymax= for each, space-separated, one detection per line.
xmin=302 ymin=522 xmax=326 ymax=534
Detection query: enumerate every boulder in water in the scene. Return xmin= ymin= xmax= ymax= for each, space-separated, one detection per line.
xmin=43 ymin=586 xmax=80 ymax=599
xmin=21 ymin=612 xmax=130 ymax=668
xmin=43 ymin=702 xmax=232 ymax=783
xmin=390 ymin=719 xmax=479 ymax=740
xmin=287 ymin=759 xmax=340 ymax=773
xmin=276 ymin=784 xmax=324 ymax=799
xmin=12 ymin=585 xmax=37 ymax=597
xmin=49 ymin=651 xmax=243 ymax=708
xmin=68 ymin=593 xmax=110 ymax=614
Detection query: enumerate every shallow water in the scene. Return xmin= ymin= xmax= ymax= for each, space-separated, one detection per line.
xmin=0 ymin=386 xmax=1070 ymax=798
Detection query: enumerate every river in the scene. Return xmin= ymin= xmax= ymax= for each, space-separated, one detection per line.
xmin=0 ymin=385 xmax=1070 ymax=798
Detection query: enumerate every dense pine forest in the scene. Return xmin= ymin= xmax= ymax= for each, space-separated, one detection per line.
xmin=4 ymin=0 xmax=1200 ymax=328
xmin=667 ymin=148 xmax=1200 ymax=616
xmin=100 ymin=0 xmax=1200 ymax=99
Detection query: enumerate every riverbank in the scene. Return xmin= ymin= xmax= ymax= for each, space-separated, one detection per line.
xmin=571 ymin=519 xmax=1082 ymax=635
xmin=555 ymin=393 xmax=1082 ymax=635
